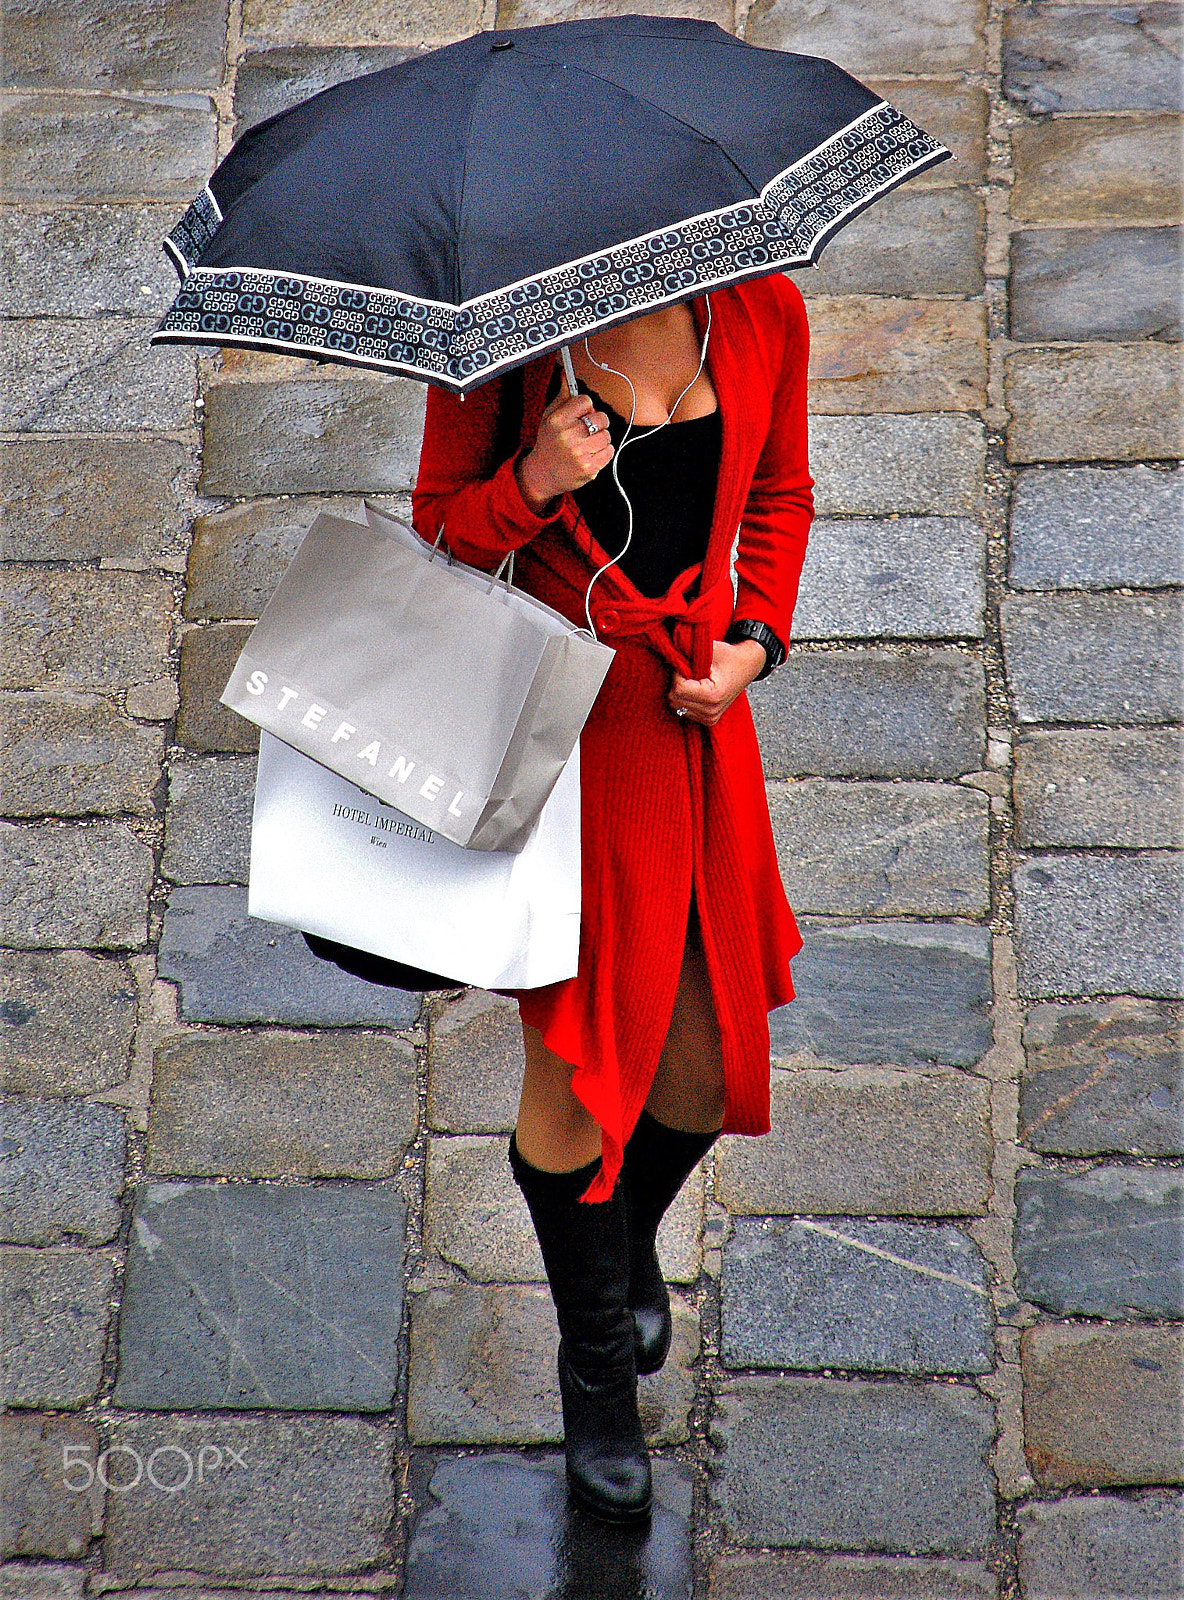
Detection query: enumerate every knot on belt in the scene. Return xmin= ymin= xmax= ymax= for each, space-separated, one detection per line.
xmin=590 ymin=566 xmax=733 ymax=679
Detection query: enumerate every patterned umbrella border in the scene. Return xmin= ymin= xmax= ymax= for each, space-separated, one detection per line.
xmin=150 ymin=101 xmax=950 ymax=392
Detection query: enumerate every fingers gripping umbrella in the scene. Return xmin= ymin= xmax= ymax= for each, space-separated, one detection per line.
xmin=150 ymin=16 xmax=951 ymax=391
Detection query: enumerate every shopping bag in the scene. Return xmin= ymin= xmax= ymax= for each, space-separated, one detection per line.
xmin=247 ymin=730 xmax=581 ymax=990
xmin=219 ymin=501 xmax=613 ymax=852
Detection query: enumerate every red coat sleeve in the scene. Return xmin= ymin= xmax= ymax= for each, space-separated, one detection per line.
xmin=732 ymin=279 xmax=815 ymax=649
xmin=411 ymin=371 xmax=557 ymax=569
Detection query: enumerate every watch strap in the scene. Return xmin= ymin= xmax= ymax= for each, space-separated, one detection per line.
xmin=724 ymin=618 xmax=785 ymax=680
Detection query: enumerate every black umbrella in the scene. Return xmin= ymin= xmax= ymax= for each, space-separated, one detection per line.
xmin=151 ymin=16 xmax=950 ymax=390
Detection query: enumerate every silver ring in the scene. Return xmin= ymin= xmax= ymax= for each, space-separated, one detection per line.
xmin=582 ymin=417 xmax=600 ymax=435
xmin=675 ymin=707 xmax=687 ymax=718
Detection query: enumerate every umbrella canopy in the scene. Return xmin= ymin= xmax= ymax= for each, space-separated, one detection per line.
xmin=151 ymin=16 xmax=950 ymax=391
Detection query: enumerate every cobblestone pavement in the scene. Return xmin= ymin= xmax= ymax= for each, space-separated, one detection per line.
xmin=2 ymin=1 xmax=1182 ymax=1596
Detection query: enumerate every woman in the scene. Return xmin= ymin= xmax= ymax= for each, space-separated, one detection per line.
xmin=411 ymin=273 xmax=814 ymax=1523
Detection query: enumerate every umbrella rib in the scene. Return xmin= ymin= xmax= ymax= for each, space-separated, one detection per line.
xmin=452 ymin=61 xmax=488 ymax=309
xmin=527 ymin=51 xmax=766 ymax=193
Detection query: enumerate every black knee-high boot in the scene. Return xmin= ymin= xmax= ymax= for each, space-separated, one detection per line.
xmin=621 ymin=1110 xmax=720 ymax=1374
xmin=508 ymin=1134 xmax=652 ymax=1524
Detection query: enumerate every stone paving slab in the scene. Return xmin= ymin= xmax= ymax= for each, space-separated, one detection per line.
xmin=0 ymin=437 xmax=198 ymax=569
xmin=1013 ymin=851 xmax=1184 ymax=1000
xmin=770 ymin=921 xmax=993 ymax=1069
xmin=0 ymin=94 xmax=217 ymax=202
xmin=234 ymin=46 xmax=419 ymax=128
xmin=716 ymin=1066 xmax=992 ymax=1217
xmin=4 ymin=570 xmax=174 ymax=694
xmin=710 ymin=1374 xmax=996 ymax=1553
xmin=864 ymin=79 xmax=989 ymax=189
xmin=500 ymin=0 xmax=729 ymax=23
xmin=798 ymin=188 xmax=985 ymax=299
xmin=1021 ymin=1322 xmax=1184 ymax=1488
xmin=1 ymin=1246 xmax=116 ymax=1407
xmin=806 ymin=298 xmax=987 ymax=414
xmin=113 ymin=1179 xmax=407 ymax=1409
xmin=1 ymin=951 xmax=137 ymax=1096
xmin=161 ymin=756 xmax=255 ymax=885
xmin=0 ymin=1567 xmax=86 ymax=1600
xmin=182 ymin=494 xmax=407 ymax=620
xmin=708 ymin=1550 xmax=999 ymax=1600
xmin=2 ymin=317 xmax=195 ymax=433
xmin=147 ymin=1030 xmax=418 ymax=1177
xmin=157 ymin=885 xmax=421 ymax=1025
xmin=1014 ymin=1163 xmax=1184 ymax=1317
xmin=1014 ymin=727 xmax=1182 ymax=850
xmin=0 ymin=1411 xmax=104 ymax=1559
xmin=407 ymin=1284 xmax=698 ymax=1447
xmin=1011 ymin=225 xmax=1181 ymax=343
xmin=1010 ymin=114 xmax=1183 ymax=224
xmin=200 ymin=378 xmax=426 ymax=497
xmin=424 ymin=1134 xmax=702 ymax=1284
xmin=405 ymin=1452 xmax=693 ymax=1600
xmin=0 ymin=204 xmax=184 ymax=319
xmin=241 ymin=0 xmax=484 ymax=49
xmin=97 ymin=1411 xmax=393 ymax=1581
xmin=1001 ymin=592 xmax=1184 ymax=724
xmin=1020 ymin=999 xmax=1183 ymax=1157
xmin=1005 ymin=343 xmax=1184 ymax=463
xmin=751 ymin=648 xmax=985 ymax=780
xmin=2 ymin=693 xmax=164 ymax=818
xmin=792 ymin=518 xmax=985 ymax=640
xmin=425 ymin=988 xmax=524 ymax=1133
xmin=1 ymin=1097 xmax=125 ymax=1245
xmin=1003 ymin=2 xmax=1183 ymax=114
xmin=176 ymin=625 xmax=259 ymax=754
xmin=768 ymin=780 xmax=990 ymax=917
xmin=1017 ymin=1489 xmax=1184 ymax=1600
xmin=31 ymin=1580 xmax=369 ymax=1593
xmin=809 ymin=415 xmax=986 ymax=518
xmin=721 ymin=1215 xmax=993 ymax=1374
xmin=181 ymin=500 xmax=308 ymax=622
xmin=2 ymin=822 xmax=154 ymax=951
xmin=1 ymin=0 xmax=231 ymax=91
xmin=746 ymin=0 xmax=986 ymax=74
xmin=1029 ymin=728 xmax=1184 ymax=850
xmin=1009 ymin=464 xmax=1184 ymax=590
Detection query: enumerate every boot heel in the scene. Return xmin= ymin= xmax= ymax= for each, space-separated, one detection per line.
xmin=558 ymin=1347 xmax=652 ymax=1523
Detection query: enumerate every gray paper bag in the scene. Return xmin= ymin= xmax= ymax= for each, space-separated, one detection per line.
xmin=220 ymin=503 xmax=614 ymax=851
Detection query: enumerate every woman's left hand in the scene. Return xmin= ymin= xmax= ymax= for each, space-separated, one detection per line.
xmin=668 ymin=638 xmax=768 ymax=727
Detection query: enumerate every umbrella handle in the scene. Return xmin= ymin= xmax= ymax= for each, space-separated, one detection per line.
xmin=560 ymin=344 xmax=580 ymax=400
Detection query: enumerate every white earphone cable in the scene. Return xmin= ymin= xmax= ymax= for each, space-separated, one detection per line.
xmin=580 ymin=297 xmax=713 ymax=636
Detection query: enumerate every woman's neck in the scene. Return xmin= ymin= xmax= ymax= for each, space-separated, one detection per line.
xmin=569 ymin=300 xmax=717 ymax=426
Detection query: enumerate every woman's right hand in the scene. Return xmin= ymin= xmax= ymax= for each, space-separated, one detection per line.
xmin=515 ymin=392 xmax=613 ymax=514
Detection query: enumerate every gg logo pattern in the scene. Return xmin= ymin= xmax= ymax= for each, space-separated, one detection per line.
xmin=153 ymin=104 xmax=946 ymax=391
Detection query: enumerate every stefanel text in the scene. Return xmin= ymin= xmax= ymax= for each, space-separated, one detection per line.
xmin=244 ymin=669 xmax=464 ymax=820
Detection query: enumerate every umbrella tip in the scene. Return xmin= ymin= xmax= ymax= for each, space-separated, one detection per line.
xmin=491 ymin=35 xmax=514 ymax=50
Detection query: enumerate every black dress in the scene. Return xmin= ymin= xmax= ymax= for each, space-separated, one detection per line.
xmin=568 ymin=383 xmax=722 ymax=599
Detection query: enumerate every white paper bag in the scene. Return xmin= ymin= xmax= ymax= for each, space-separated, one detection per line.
xmin=248 ymin=730 xmax=581 ymax=990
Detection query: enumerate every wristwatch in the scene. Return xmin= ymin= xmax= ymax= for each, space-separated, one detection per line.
xmin=724 ymin=618 xmax=786 ymax=681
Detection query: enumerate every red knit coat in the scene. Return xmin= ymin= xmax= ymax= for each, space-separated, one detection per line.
xmin=411 ymin=274 xmax=815 ymax=1201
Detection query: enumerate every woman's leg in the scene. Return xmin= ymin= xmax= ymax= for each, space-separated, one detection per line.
xmin=515 ymin=1022 xmax=602 ymax=1172
xmin=643 ymin=898 xmax=726 ymax=1134
xmin=509 ymin=1026 xmax=650 ymax=1522
xmin=623 ymin=896 xmax=725 ymax=1371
